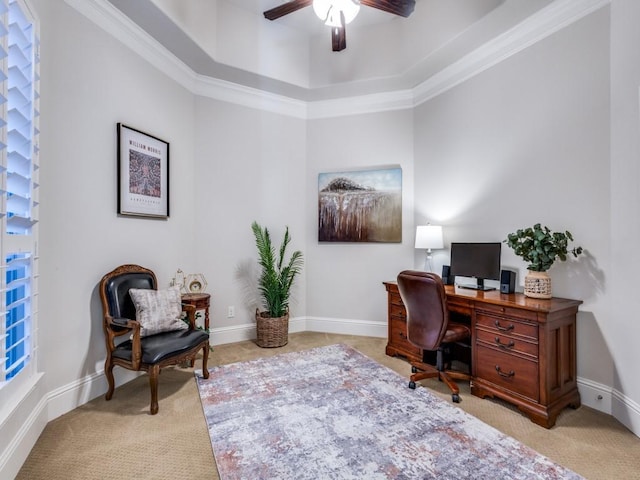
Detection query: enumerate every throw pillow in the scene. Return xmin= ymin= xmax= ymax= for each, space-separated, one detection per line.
xmin=129 ymin=286 xmax=188 ymax=337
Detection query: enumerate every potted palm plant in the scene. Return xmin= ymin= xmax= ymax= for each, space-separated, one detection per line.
xmin=505 ymin=223 xmax=583 ymax=298
xmin=251 ymin=221 xmax=304 ymax=347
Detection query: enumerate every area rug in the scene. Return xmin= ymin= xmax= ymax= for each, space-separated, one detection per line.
xmin=195 ymin=344 xmax=583 ymax=480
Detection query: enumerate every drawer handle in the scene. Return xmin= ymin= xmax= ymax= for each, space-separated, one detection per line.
xmin=495 ymin=365 xmax=515 ymax=378
xmin=494 ymin=320 xmax=514 ymax=332
xmin=494 ymin=337 xmax=515 ymax=349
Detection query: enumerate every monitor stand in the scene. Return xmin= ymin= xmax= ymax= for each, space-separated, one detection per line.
xmin=458 ymin=278 xmax=496 ymax=291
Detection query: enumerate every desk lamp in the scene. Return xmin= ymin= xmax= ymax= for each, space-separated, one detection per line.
xmin=415 ymin=225 xmax=443 ymax=272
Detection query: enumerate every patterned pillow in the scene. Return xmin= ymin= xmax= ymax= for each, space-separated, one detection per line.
xmin=129 ymin=286 xmax=188 ymax=337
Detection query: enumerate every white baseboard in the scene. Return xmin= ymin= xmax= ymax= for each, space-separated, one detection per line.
xmin=303 ymin=316 xmax=388 ymax=338
xmin=577 ymin=376 xmax=613 ymax=413
xmin=46 ymin=368 xmax=142 ymax=421
xmin=612 ymin=388 xmax=640 ymax=435
xmin=0 ymin=374 xmax=48 ymax=480
xmin=3 ymin=317 xmax=640 ymax=479
xmin=210 ymin=315 xmax=387 ymax=346
xmin=578 ymin=376 xmax=640 ymax=435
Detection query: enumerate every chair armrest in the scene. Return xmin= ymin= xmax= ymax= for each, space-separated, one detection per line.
xmin=111 ymin=317 xmax=133 ymax=327
xmin=107 ymin=316 xmax=142 ymax=369
xmin=106 ymin=316 xmax=141 ymax=338
xmin=104 ymin=315 xmax=142 ymax=368
xmin=105 ymin=315 xmax=139 ymax=332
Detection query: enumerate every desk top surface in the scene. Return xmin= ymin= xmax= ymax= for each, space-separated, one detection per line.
xmin=384 ymin=281 xmax=582 ymax=313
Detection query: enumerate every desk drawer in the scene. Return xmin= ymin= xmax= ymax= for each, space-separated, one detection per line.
xmin=476 ymin=344 xmax=538 ymax=401
xmin=476 ymin=313 xmax=538 ymax=341
xmin=389 ymin=291 xmax=403 ymax=306
xmin=476 ymin=329 xmax=538 ymax=359
xmin=448 ymin=299 xmax=472 ymax=318
xmin=390 ymin=303 xmax=406 ymax=319
xmin=389 ymin=317 xmax=421 ymax=356
xmin=476 ymin=303 xmax=538 ymax=322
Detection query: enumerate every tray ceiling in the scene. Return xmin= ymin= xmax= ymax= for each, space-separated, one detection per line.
xmin=105 ymin=0 xmax=556 ymax=101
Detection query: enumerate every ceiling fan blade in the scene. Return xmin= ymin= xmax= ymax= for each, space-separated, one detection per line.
xmin=331 ymin=25 xmax=346 ymax=52
xmin=264 ymin=0 xmax=313 ymax=21
xmin=360 ymin=0 xmax=416 ymax=18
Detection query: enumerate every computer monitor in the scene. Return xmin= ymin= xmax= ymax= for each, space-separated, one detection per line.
xmin=449 ymin=242 xmax=501 ymax=291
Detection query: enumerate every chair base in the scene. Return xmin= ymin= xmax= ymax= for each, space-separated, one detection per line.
xmin=105 ymin=340 xmax=209 ymax=414
xmin=408 ymin=347 xmax=470 ymax=403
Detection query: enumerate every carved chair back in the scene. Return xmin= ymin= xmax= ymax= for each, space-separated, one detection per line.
xmin=100 ymin=265 xmax=157 ymax=324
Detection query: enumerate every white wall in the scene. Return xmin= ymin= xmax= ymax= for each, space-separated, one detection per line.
xmin=36 ymin=0 xmax=197 ymax=414
xmin=192 ymin=98 xmax=307 ymax=332
xmin=305 ymin=111 xmax=414 ymax=327
xmin=610 ymin=0 xmax=640 ymax=432
xmin=414 ymin=7 xmax=616 ymax=410
xmin=2 ymin=1 xmax=201 ymax=475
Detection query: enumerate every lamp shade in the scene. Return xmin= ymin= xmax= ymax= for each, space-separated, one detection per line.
xmin=415 ymin=225 xmax=444 ymax=250
xmin=313 ymin=0 xmax=361 ymax=26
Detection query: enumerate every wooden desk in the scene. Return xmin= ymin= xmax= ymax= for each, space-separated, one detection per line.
xmin=383 ymin=281 xmax=582 ymax=428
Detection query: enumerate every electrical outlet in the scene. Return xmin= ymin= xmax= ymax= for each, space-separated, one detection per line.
xmin=227 ymin=306 xmax=235 ymax=318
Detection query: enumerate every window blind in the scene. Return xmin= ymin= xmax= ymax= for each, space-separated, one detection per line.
xmin=1 ymin=0 xmax=38 ymax=385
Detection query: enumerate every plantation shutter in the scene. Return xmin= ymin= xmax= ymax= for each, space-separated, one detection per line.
xmin=0 ymin=0 xmax=39 ymax=384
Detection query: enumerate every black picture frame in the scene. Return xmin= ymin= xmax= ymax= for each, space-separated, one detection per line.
xmin=117 ymin=123 xmax=169 ymax=218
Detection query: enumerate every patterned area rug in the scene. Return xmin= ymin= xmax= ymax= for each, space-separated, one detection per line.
xmin=195 ymin=344 xmax=583 ymax=480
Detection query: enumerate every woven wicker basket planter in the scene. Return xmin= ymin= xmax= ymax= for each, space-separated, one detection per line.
xmin=524 ymin=271 xmax=552 ymax=299
xmin=255 ymin=309 xmax=289 ymax=348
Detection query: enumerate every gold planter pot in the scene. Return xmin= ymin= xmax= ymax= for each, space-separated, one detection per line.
xmin=524 ymin=270 xmax=552 ymax=299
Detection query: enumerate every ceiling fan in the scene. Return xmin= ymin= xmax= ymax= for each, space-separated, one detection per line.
xmin=263 ymin=0 xmax=416 ymax=52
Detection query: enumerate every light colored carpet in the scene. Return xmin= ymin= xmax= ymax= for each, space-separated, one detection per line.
xmin=16 ymin=332 xmax=640 ymax=479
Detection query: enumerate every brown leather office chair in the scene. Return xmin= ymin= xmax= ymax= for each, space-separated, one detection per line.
xmin=397 ymin=270 xmax=471 ymax=402
xmin=99 ymin=264 xmax=210 ymax=414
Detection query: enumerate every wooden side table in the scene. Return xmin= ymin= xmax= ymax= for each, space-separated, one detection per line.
xmin=181 ymin=293 xmax=211 ymax=332
xmin=182 ymin=293 xmax=211 ymax=367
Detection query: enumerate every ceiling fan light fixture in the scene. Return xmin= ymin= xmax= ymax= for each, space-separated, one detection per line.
xmin=313 ymin=0 xmax=360 ymax=26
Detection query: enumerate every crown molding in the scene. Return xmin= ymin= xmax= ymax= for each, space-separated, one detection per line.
xmin=67 ymin=0 xmax=610 ymax=119
xmin=193 ymin=74 xmax=308 ymax=119
xmin=307 ymin=89 xmax=414 ymax=120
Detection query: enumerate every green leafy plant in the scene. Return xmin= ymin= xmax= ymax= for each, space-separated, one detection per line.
xmin=505 ymin=223 xmax=583 ymax=272
xmin=252 ymin=221 xmax=304 ymax=318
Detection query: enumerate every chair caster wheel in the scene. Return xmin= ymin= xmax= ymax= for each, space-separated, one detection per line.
xmin=452 ymin=393 xmax=460 ymax=403
xmin=411 ymin=366 xmax=418 ymax=373
xmin=408 ymin=381 xmax=416 ymax=389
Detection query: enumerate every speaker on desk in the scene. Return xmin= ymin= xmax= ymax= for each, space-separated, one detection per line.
xmin=500 ymin=269 xmax=516 ymax=294
xmin=442 ymin=265 xmax=454 ymax=285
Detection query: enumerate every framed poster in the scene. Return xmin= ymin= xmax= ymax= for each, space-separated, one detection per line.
xmin=318 ymin=166 xmax=402 ymax=242
xmin=117 ymin=123 xmax=169 ymax=218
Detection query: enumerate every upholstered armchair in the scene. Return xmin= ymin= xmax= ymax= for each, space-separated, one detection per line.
xmin=99 ymin=264 xmax=210 ymax=414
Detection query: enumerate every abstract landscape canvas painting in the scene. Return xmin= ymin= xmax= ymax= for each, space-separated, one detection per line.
xmin=318 ymin=167 xmax=402 ymax=242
